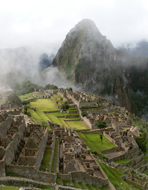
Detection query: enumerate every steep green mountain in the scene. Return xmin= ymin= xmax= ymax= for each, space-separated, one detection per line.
xmin=51 ymin=19 xmax=148 ymax=117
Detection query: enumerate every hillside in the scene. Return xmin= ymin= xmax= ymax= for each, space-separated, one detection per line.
xmin=50 ymin=19 xmax=148 ymax=118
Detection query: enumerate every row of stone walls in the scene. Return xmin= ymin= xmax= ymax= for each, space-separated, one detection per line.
xmin=126 ymin=178 xmax=144 ymax=189
xmin=137 ymin=163 xmax=148 ymax=173
xmin=79 ymin=101 xmax=97 ymax=106
xmin=34 ymin=128 xmax=48 ymax=170
xmin=6 ymin=165 xmax=56 ymax=183
xmin=0 ymin=176 xmax=55 ymax=188
xmin=128 ymin=147 xmax=139 ymax=158
xmin=117 ymin=154 xmax=144 ymax=169
xmin=57 ymin=171 xmax=108 ymax=188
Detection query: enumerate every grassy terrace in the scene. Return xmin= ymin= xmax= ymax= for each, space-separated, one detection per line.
xmin=40 ymin=148 xmax=52 ymax=171
xmin=77 ymin=132 xmax=116 ymax=152
xmin=19 ymin=92 xmax=41 ymax=101
xmin=115 ymin=158 xmax=131 ymax=165
xmin=24 ymin=98 xmax=88 ymax=130
xmin=98 ymin=161 xmax=142 ymax=190
xmin=28 ymin=99 xmax=59 ymax=129
xmin=0 ymin=187 xmax=19 ymax=190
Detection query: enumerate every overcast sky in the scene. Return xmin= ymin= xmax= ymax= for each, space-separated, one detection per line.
xmin=0 ymin=0 xmax=148 ymax=48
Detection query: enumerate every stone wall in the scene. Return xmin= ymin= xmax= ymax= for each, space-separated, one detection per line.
xmin=6 ymin=165 xmax=56 ymax=183
xmin=5 ymin=133 xmax=19 ymax=164
xmin=18 ymin=120 xmax=26 ymax=139
xmin=49 ymin=132 xmax=56 ymax=172
xmin=101 ymin=147 xmax=118 ymax=155
xmin=0 ymin=117 xmax=13 ymax=141
xmin=109 ymin=152 xmax=127 ymax=162
xmin=103 ymin=132 xmax=117 ymax=146
xmin=0 ymin=176 xmax=55 ymax=188
xmin=82 ymin=117 xmax=93 ymax=129
xmin=0 ymin=149 xmax=5 ymax=177
xmin=34 ymin=128 xmax=48 ymax=170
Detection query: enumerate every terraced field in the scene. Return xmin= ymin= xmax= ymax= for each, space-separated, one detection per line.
xmin=98 ymin=161 xmax=142 ymax=190
xmin=56 ymin=178 xmax=108 ymax=190
xmin=77 ymin=132 xmax=116 ymax=155
xmin=25 ymin=98 xmax=88 ymax=130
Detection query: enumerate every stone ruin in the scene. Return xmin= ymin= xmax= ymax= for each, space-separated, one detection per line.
xmin=0 ymin=109 xmax=48 ymax=177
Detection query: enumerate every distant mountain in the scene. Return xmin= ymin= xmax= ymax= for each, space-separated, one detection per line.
xmin=50 ymin=19 xmax=148 ymax=118
xmin=39 ymin=53 xmax=55 ymax=71
xmin=118 ymin=40 xmax=148 ymax=58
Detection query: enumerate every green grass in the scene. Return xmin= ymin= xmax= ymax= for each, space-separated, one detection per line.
xmin=86 ymin=184 xmax=96 ymax=190
xmin=51 ymin=140 xmax=59 ymax=173
xmin=72 ymin=181 xmax=82 ymax=188
xmin=69 ymin=107 xmax=76 ymax=110
xmin=63 ymin=181 xmax=73 ymax=186
xmin=46 ymin=113 xmax=63 ymax=125
xmin=66 ymin=120 xmax=88 ymax=130
xmin=28 ymin=108 xmax=42 ymax=124
xmin=78 ymin=132 xmax=116 ymax=152
xmin=6 ymin=172 xmax=21 ymax=177
xmin=78 ymin=182 xmax=88 ymax=189
xmin=54 ymin=94 xmax=63 ymax=98
xmin=98 ymin=161 xmax=142 ymax=190
xmin=27 ymin=99 xmax=59 ymax=129
xmin=30 ymin=99 xmax=58 ymax=111
xmin=40 ymin=186 xmax=54 ymax=190
xmin=40 ymin=148 xmax=52 ymax=171
xmin=115 ymin=158 xmax=131 ymax=165
xmin=56 ymin=177 xmax=63 ymax=185
xmin=0 ymin=187 xmax=19 ymax=190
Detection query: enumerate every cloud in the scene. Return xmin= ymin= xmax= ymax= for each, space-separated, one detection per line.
xmin=12 ymin=22 xmax=31 ymax=33
xmin=0 ymin=0 xmax=147 ymax=48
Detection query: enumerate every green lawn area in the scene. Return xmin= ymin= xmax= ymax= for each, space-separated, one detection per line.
xmin=30 ymin=99 xmax=58 ymax=111
xmin=27 ymin=99 xmax=59 ymax=129
xmin=51 ymin=140 xmax=59 ymax=173
xmin=115 ymin=158 xmax=131 ymax=165
xmin=98 ymin=161 xmax=142 ymax=190
xmin=45 ymin=112 xmax=63 ymax=125
xmin=40 ymin=148 xmax=52 ymax=171
xmin=78 ymin=132 xmax=116 ymax=152
xmin=65 ymin=120 xmax=88 ymax=130
xmin=0 ymin=187 xmax=19 ymax=190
